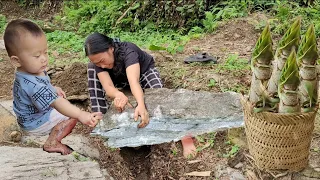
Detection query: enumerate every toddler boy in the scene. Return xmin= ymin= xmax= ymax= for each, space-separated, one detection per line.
xmin=3 ymin=18 xmax=102 ymax=155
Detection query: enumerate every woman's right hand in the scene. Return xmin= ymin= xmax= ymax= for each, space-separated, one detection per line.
xmin=114 ymin=92 xmax=133 ymax=112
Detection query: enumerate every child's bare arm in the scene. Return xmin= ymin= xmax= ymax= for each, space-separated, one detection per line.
xmin=51 ymin=97 xmax=102 ymax=127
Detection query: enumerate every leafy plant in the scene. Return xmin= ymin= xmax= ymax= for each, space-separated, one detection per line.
xmin=223 ymin=145 xmax=240 ymax=158
xmin=207 ymin=79 xmax=217 ymax=88
xmin=46 ymin=30 xmax=84 ymax=54
xmin=195 ymin=132 xmax=216 ymax=152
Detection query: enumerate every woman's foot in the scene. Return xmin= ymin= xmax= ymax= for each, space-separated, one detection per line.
xmin=181 ymin=136 xmax=197 ymax=158
xmin=43 ymin=141 xmax=74 ymax=155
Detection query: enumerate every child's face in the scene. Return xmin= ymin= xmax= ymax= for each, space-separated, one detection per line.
xmin=11 ymin=32 xmax=48 ymax=76
xmin=88 ymin=47 xmax=115 ymax=69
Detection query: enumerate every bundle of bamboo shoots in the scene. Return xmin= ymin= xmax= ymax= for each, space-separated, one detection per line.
xmin=248 ymin=17 xmax=319 ymax=114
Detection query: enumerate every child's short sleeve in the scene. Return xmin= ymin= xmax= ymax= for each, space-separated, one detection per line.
xmin=22 ymin=76 xmax=58 ymax=111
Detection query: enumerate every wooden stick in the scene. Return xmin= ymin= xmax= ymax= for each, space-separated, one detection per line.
xmin=115 ymin=1 xmax=137 ymax=26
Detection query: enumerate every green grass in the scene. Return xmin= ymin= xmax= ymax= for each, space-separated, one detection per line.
xmin=0 ymin=14 xmax=7 ymax=33
xmin=46 ymin=30 xmax=84 ymax=54
xmin=216 ymin=54 xmax=250 ymax=73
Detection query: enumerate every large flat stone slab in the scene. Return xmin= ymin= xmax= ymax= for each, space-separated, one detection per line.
xmin=22 ymin=134 xmax=100 ymax=159
xmin=92 ymin=88 xmax=244 ymax=148
xmin=0 ymin=146 xmax=112 ymax=180
xmin=0 ymin=100 xmax=14 ymax=116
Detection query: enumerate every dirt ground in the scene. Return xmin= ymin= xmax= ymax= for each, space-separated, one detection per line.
xmin=1 ymin=2 xmax=320 ymax=180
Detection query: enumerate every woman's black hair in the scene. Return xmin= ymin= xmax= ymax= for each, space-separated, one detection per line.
xmin=84 ymin=32 xmax=125 ymax=76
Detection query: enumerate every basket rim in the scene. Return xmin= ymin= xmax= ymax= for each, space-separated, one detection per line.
xmin=241 ymin=95 xmax=318 ymax=125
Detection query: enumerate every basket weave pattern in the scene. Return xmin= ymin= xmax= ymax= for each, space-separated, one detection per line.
xmin=242 ymin=97 xmax=316 ymax=171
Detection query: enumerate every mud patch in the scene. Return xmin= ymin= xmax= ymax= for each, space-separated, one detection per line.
xmin=120 ymin=146 xmax=151 ymax=179
xmin=50 ymin=62 xmax=88 ymax=97
xmin=0 ymin=0 xmax=61 ymax=21
xmin=0 ymin=56 xmax=14 ymax=99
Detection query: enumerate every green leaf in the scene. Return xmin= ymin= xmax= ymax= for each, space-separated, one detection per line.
xmin=176 ymin=6 xmax=184 ymax=12
xmin=148 ymin=45 xmax=166 ymax=51
xmin=176 ymin=45 xmax=184 ymax=53
xmin=130 ymin=2 xmax=140 ymax=10
xmin=230 ymin=145 xmax=239 ymax=155
xmin=207 ymin=79 xmax=216 ymax=87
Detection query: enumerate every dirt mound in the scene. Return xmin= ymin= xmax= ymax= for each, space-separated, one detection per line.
xmin=51 ymin=62 xmax=88 ymax=97
xmin=0 ymin=52 xmax=14 ymax=99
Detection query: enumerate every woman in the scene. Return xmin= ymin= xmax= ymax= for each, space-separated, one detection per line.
xmin=85 ymin=32 xmax=163 ymax=128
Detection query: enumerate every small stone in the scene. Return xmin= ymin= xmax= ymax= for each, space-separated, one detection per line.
xmin=230 ymin=171 xmax=245 ymax=180
xmin=10 ymin=131 xmax=22 ymax=142
xmin=56 ymin=67 xmax=64 ymax=71
xmin=234 ymin=163 xmax=243 ymax=169
xmin=234 ymin=33 xmax=241 ymax=38
xmin=245 ymin=46 xmax=252 ymax=52
xmin=0 ymin=40 xmax=5 ymax=50
xmin=47 ymin=69 xmax=56 ymax=75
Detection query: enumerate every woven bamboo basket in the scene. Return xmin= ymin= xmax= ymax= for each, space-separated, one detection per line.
xmin=241 ymin=96 xmax=316 ymax=171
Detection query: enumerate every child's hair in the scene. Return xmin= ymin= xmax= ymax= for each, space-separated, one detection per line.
xmin=84 ymin=32 xmax=114 ymax=56
xmin=3 ymin=18 xmax=44 ymax=56
xmin=84 ymin=32 xmax=126 ymax=75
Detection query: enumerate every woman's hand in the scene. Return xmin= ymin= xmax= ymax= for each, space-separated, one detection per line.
xmin=114 ymin=92 xmax=133 ymax=112
xmin=134 ymin=104 xmax=150 ymax=128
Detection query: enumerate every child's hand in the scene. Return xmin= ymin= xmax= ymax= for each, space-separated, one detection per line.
xmin=54 ymin=86 xmax=66 ymax=98
xmin=78 ymin=111 xmax=103 ymax=127
xmin=114 ymin=92 xmax=133 ymax=112
xmin=134 ymin=104 xmax=150 ymax=128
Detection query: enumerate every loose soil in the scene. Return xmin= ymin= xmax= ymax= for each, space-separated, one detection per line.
xmin=1 ymin=2 xmax=320 ymax=180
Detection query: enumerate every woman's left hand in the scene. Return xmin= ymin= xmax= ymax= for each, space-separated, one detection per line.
xmin=134 ymin=104 xmax=150 ymax=128
xmin=54 ymin=86 xmax=66 ymax=98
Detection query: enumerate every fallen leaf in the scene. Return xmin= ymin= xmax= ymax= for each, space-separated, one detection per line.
xmin=185 ymin=171 xmax=211 ymax=177
xmin=187 ymin=160 xmax=202 ymax=164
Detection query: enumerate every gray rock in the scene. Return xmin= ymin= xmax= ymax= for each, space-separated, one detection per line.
xmin=229 ymin=170 xmax=246 ymax=180
xmin=0 ymin=146 xmax=111 ymax=180
xmin=92 ymin=88 xmax=244 ymax=148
